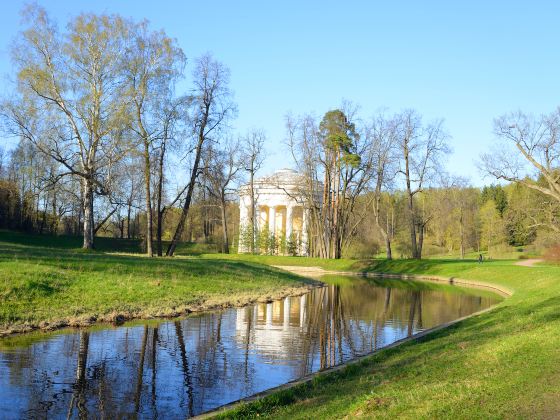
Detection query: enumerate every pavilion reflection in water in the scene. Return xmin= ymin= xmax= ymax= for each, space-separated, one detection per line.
xmin=234 ymin=285 xmax=427 ymax=373
xmin=0 ymin=279 xmax=500 ymax=419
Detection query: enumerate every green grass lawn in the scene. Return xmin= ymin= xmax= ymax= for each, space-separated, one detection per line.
xmin=212 ymin=257 xmax=560 ymax=419
xmin=3 ymin=230 xmax=560 ymax=418
xmin=0 ymin=231 xmax=315 ymax=334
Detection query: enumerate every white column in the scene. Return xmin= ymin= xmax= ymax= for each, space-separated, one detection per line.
xmin=283 ymin=297 xmax=291 ymax=330
xmin=236 ymin=308 xmax=245 ymax=330
xmin=302 ymin=208 xmax=308 ymax=255
xmin=266 ymin=302 xmax=273 ymax=328
xmin=286 ymin=205 xmax=293 ymax=240
xmin=268 ymin=206 xmax=276 ymax=235
xmin=299 ymin=294 xmax=306 ymax=328
xmin=239 ymin=197 xmax=248 ymax=225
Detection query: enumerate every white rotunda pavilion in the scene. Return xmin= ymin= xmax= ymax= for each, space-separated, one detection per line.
xmin=238 ymin=168 xmax=309 ymax=255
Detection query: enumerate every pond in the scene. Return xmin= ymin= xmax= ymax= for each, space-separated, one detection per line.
xmin=0 ymin=275 xmax=502 ymax=418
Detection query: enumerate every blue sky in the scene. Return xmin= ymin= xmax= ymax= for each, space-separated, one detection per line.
xmin=1 ymin=1 xmax=559 ymax=185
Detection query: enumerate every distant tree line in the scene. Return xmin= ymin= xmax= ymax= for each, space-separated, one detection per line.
xmin=284 ymin=106 xmax=559 ymax=259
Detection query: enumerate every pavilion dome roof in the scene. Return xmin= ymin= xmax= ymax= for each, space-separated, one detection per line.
xmin=238 ymin=168 xmax=311 ymax=197
xmin=258 ymin=168 xmax=302 ymax=185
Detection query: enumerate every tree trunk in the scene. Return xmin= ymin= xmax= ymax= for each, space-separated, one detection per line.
xmin=143 ymin=141 xmax=154 ymax=257
xmin=77 ymin=191 xmax=83 ymax=237
xmin=127 ymin=204 xmax=132 ymax=240
xmin=39 ymin=195 xmax=47 ymax=235
xmin=82 ymin=178 xmax=94 ymax=249
xmin=220 ymin=198 xmax=229 ymax=254
xmin=51 ymin=191 xmax=58 ymax=234
xmin=386 ymin=236 xmax=393 ymax=260
xmin=374 ymin=182 xmax=392 ymax=260
xmin=404 ymin=139 xmax=419 ymax=259
xmin=34 ymin=193 xmax=40 ymax=231
xmin=166 ymin=133 xmax=204 ymax=257
xmin=408 ymin=194 xmax=418 ymax=258
xmin=156 ymin=210 xmax=164 ymax=257
xmin=459 ymin=209 xmax=465 ymax=259
xmin=386 ymin=211 xmax=393 ymax=260
xmin=155 ymin=143 xmax=166 ymax=257
xmin=332 ymin=157 xmax=341 ymax=259
xmin=323 ymin=165 xmax=332 ymax=259
xmin=203 ymin=218 xmax=210 ymax=242
xmin=249 ymin=169 xmax=256 ymax=253
xmin=417 ymin=222 xmax=424 ymax=259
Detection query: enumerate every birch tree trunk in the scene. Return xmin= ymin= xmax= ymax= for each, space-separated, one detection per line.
xmin=82 ymin=178 xmax=95 ymax=249
xmin=143 ymin=140 xmax=154 ymax=257
xmin=220 ymin=197 xmax=229 ymax=253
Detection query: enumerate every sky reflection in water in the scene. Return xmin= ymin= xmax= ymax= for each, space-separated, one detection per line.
xmin=0 ymin=276 xmax=501 ymax=418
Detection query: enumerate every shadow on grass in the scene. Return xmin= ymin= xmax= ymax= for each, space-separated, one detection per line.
xmin=0 ymin=230 xmax=142 ymax=252
xmin=0 ymin=230 xmax=219 ymax=256
xmin=0 ymin=233 xmax=318 ymax=307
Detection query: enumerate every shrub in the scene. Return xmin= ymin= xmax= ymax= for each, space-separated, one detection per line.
xmin=238 ymin=223 xmax=255 ymax=253
xmin=544 ymin=245 xmax=560 ymax=263
xmin=286 ymin=233 xmax=300 ymax=256
xmin=343 ymin=240 xmax=380 ymax=259
xmin=257 ymin=226 xmax=277 ymax=255
xmin=533 ymin=230 xmax=560 ymax=255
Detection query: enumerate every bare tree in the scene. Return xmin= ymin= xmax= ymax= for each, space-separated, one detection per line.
xmin=154 ymin=97 xmax=190 ymax=256
xmin=395 ymin=110 xmax=450 ymax=259
xmin=286 ymin=107 xmax=374 ymax=259
xmin=3 ymin=6 xmax=131 ymax=249
xmin=166 ymin=54 xmax=236 ymax=257
xmin=108 ymin=154 xmax=144 ymax=239
xmin=124 ymin=21 xmax=185 ymax=256
xmin=482 ymin=109 xmax=560 ymax=205
xmin=203 ymin=138 xmax=242 ymax=253
xmin=366 ymin=112 xmax=398 ymax=259
xmin=241 ymin=129 xmax=266 ymax=253
xmin=445 ymin=176 xmax=472 ymax=259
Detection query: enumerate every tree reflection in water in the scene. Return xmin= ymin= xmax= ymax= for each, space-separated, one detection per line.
xmin=0 ymin=276 xmax=501 ymax=418
xmin=67 ymin=331 xmax=89 ymax=419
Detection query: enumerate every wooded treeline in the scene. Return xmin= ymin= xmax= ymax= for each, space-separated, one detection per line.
xmin=1 ymin=5 xmax=559 ymax=259
xmin=0 ymin=5 xmax=247 ymax=256
xmin=285 ymin=106 xmax=560 ymax=259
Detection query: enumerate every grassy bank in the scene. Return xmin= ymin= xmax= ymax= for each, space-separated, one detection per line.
xmin=0 ymin=231 xmax=317 ymax=335
xmin=214 ymin=257 xmax=560 ymax=419
xmin=4 ymin=230 xmax=559 ymax=417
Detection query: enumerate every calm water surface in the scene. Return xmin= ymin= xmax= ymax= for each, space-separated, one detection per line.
xmin=0 ymin=275 xmax=501 ymax=418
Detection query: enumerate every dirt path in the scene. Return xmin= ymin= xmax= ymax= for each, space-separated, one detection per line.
xmin=514 ymin=258 xmax=544 ymax=267
xmin=272 ymin=265 xmax=332 ymax=278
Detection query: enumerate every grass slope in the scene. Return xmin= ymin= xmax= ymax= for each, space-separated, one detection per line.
xmin=0 ymin=231 xmax=314 ymax=334
xmin=213 ymin=257 xmax=560 ymax=419
xmin=3 ymin=231 xmax=559 ymax=417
